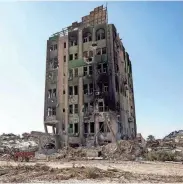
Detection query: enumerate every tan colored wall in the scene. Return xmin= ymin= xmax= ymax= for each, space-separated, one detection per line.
xmin=58 ymin=36 xmax=68 ymax=146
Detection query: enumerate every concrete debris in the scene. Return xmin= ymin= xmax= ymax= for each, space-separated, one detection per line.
xmin=145 ymin=131 xmax=183 ymax=162
xmin=0 ymin=130 xmax=183 ymax=163
xmin=101 ymin=140 xmax=145 ymax=160
xmin=56 ymin=147 xmax=87 ymax=160
xmin=0 ymin=132 xmax=56 ymax=159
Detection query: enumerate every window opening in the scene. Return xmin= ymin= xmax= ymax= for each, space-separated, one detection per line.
xmin=74 ymin=86 xmax=78 ymax=95
xmin=83 ymin=84 xmax=88 ymax=94
xmin=69 ymin=86 xmax=73 ymax=95
xmin=74 ymin=104 xmax=78 ymax=114
xmin=69 ymin=54 xmax=73 ymax=60
xmin=83 ymin=66 xmax=88 ymax=76
xmin=74 ymin=68 xmax=78 ymax=77
xmin=69 ymin=105 xmax=73 ymax=114
xmin=90 ymin=122 xmax=95 ymax=133
xmin=99 ymin=102 xmax=104 ymax=112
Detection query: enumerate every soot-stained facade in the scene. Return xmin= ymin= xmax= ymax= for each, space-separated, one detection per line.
xmin=43 ymin=5 xmax=137 ymax=148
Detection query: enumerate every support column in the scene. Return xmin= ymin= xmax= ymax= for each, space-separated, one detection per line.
xmin=65 ymin=35 xmax=69 ymax=148
xmin=79 ymin=77 xmax=84 ymax=145
xmin=78 ymin=29 xmax=83 ymax=59
xmin=44 ymin=124 xmax=48 ymax=133
xmin=52 ymin=126 xmax=56 ymax=134
xmin=92 ymin=27 xmax=96 ymax=42
xmin=94 ymin=114 xmax=99 ymax=146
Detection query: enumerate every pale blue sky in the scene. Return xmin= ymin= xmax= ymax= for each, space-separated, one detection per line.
xmin=0 ymin=2 xmax=182 ymax=138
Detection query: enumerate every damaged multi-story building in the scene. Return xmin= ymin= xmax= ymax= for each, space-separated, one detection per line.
xmin=44 ymin=5 xmax=137 ymax=148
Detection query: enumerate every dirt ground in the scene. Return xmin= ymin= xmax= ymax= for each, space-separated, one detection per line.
xmin=0 ymin=160 xmax=183 ymax=183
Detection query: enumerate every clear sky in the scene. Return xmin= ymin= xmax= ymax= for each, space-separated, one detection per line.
xmin=0 ymin=1 xmax=182 ymax=138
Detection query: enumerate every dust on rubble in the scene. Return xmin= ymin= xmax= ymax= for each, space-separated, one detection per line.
xmin=0 ymin=163 xmax=183 ymax=183
xmin=101 ymin=140 xmax=144 ymax=160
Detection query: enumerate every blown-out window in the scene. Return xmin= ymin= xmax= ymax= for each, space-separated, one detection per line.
xmin=83 ymin=32 xmax=92 ymax=43
xmin=96 ymin=29 xmax=105 ymax=41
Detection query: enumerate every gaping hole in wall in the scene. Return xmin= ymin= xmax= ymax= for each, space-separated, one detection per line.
xmin=96 ymin=28 xmax=105 ymax=41
xmin=64 ymin=42 xmax=66 ymax=48
xmin=84 ymin=102 xmax=93 ymax=115
xmin=69 ymin=31 xmax=78 ymax=47
xmin=70 ymin=39 xmax=77 ymax=46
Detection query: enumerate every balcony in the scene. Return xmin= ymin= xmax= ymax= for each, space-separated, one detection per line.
xmin=45 ymin=115 xmax=59 ymax=125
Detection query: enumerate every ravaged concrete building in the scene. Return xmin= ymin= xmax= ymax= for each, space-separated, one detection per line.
xmin=44 ymin=5 xmax=137 ymax=148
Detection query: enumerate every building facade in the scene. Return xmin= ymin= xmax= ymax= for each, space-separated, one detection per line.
xmin=44 ymin=5 xmax=137 ymax=148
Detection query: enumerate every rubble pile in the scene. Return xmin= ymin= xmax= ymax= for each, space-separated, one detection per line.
xmin=56 ymin=147 xmax=87 ymax=160
xmin=0 ymin=132 xmax=44 ymax=156
xmin=146 ymin=130 xmax=183 ymax=162
xmin=101 ymin=140 xmax=145 ymax=160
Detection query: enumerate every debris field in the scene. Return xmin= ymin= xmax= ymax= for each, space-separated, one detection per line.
xmin=1 ymin=162 xmax=183 ymax=183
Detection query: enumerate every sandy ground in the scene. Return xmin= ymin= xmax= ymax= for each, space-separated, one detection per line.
xmin=0 ymin=160 xmax=183 ymax=183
